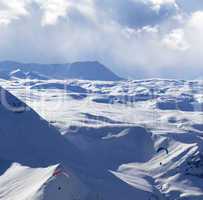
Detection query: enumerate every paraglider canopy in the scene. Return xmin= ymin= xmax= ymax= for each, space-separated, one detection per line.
xmin=157 ymin=147 xmax=169 ymax=155
xmin=52 ymin=168 xmax=70 ymax=178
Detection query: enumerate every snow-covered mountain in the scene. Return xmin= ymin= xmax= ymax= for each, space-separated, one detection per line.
xmin=0 ymin=61 xmax=122 ymax=81
xmin=0 ymin=86 xmax=158 ymax=200
xmin=0 ymin=78 xmax=203 ymax=200
xmin=0 ymin=86 xmax=90 ymax=200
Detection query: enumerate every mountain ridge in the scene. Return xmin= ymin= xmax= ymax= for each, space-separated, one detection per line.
xmin=0 ymin=60 xmax=122 ymax=81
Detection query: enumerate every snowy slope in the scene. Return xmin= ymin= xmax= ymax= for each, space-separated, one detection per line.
xmin=0 ymin=79 xmax=203 ymax=200
xmin=0 ymin=86 xmax=159 ymax=200
xmin=0 ymin=163 xmax=88 ymax=200
xmin=0 ymin=86 xmax=83 ymax=166
xmin=0 ymin=87 xmax=89 ymax=200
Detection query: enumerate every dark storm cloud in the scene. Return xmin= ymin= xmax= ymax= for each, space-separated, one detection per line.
xmin=94 ymin=0 xmax=178 ymax=28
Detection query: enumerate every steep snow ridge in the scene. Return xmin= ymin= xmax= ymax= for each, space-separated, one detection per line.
xmin=0 ymin=87 xmax=82 ymax=166
xmin=0 ymin=86 xmax=90 ymax=200
xmin=0 ymin=163 xmax=88 ymax=200
xmin=38 ymin=164 xmax=88 ymax=200
xmin=0 ymin=163 xmax=56 ymax=200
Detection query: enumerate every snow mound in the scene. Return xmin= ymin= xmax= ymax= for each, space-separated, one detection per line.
xmin=66 ymin=126 xmax=155 ymax=169
xmin=156 ymin=95 xmax=203 ymax=112
xmin=31 ymin=82 xmax=87 ymax=93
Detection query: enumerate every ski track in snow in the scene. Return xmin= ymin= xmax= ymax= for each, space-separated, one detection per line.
xmin=0 ymin=78 xmax=203 ymax=200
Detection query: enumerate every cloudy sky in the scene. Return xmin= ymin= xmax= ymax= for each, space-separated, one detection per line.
xmin=0 ymin=0 xmax=203 ymax=79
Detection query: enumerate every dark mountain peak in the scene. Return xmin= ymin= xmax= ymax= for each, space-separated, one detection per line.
xmin=68 ymin=61 xmax=122 ymax=81
xmin=0 ymin=60 xmax=122 ymax=81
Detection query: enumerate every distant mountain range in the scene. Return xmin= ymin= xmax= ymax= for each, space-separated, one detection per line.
xmin=0 ymin=61 xmax=122 ymax=81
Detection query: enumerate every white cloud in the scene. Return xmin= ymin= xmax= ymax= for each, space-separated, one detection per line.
xmin=35 ymin=0 xmax=70 ymax=26
xmin=162 ymin=29 xmax=190 ymax=51
xmin=150 ymin=0 xmax=176 ymax=5
xmin=35 ymin=0 xmax=96 ymax=26
xmin=0 ymin=0 xmax=95 ymax=27
xmin=188 ymin=11 xmax=203 ymax=28
xmin=0 ymin=0 xmax=30 ymax=25
xmin=149 ymin=0 xmax=178 ymax=12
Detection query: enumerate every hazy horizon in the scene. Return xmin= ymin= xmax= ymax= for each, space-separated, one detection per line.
xmin=0 ymin=0 xmax=203 ymax=79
